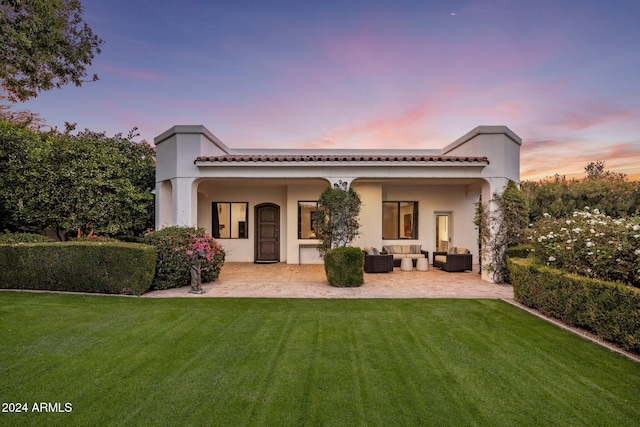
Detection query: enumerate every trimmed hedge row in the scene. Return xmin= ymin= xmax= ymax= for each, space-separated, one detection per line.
xmin=0 ymin=242 xmax=156 ymax=295
xmin=509 ymin=257 xmax=640 ymax=353
xmin=324 ymin=247 xmax=364 ymax=287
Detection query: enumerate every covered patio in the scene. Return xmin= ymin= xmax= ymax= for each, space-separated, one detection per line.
xmin=143 ymin=263 xmax=514 ymax=299
xmin=154 ymin=125 xmax=522 ymax=283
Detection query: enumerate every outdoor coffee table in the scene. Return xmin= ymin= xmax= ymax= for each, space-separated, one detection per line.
xmin=416 ymin=257 xmax=429 ymax=271
xmin=400 ymin=258 xmax=413 ymax=271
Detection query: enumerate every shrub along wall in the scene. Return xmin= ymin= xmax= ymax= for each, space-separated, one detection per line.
xmin=508 ymin=257 xmax=640 ymax=354
xmin=0 ymin=242 xmax=156 ymax=295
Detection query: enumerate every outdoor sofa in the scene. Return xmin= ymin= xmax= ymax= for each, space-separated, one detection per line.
xmin=433 ymin=247 xmax=472 ymax=272
xmin=381 ymin=245 xmax=429 ymax=268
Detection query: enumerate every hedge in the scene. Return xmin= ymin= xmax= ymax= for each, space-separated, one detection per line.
xmin=0 ymin=242 xmax=156 ymax=295
xmin=324 ymin=247 xmax=364 ymax=287
xmin=0 ymin=233 xmax=55 ymax=243
xmin=508 ymin=257 xmax=640 ymax=353
xmin=505 ymin=244 xmax=534 ymax=259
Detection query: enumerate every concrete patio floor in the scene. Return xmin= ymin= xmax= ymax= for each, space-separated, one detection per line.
xmin=142 ymin=262 xmax=514 ymax=299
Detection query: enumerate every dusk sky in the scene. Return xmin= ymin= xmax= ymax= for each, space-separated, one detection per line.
xmin=19 ymin=0 xmax=640 ymax=181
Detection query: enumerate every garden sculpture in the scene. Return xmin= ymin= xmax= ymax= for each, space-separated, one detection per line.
xmin=189 ymin=250 xmax=207 ymax=294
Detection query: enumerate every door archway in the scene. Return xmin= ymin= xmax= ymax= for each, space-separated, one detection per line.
xmin=255 ymin=203 xmax=280 ymax=263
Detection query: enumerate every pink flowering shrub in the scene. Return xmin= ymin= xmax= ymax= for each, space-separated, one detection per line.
xmin=529 ymin=208 xmax=640 ymax=288
xmin=143 ymin=226 xmax=225 ymax=290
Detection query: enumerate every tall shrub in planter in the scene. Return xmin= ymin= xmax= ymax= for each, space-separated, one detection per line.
xmin=313 ymin=186 xmax=363 ymax=287
xmin=143 ymin=227 xmax=225 ymax=290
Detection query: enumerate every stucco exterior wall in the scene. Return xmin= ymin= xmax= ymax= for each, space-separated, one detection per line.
xmin=351 ymin=182 xmax=383 ymax=252
xmin=195 ymin=180 xmax=288 ymax=263
xmin=374 ymin=183 xmax=482 ymax=262
xmin=442 ymin=126 xmax=522 ymax=183
xmin=154 ymin=124 xmax=521 ymax=282
xmin=286 ymin=183 xmax=329 ymax=264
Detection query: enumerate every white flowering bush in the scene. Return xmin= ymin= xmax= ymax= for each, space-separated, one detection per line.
xmin=529 ymin=208 xmax=640 ymax=288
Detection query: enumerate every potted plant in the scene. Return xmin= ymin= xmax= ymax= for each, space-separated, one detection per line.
xmin=312 ymin=186 xmax=363 ymax=287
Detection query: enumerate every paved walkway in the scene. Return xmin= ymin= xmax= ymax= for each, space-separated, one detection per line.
xmin=143 ymin=263 xmax=514 ymax=299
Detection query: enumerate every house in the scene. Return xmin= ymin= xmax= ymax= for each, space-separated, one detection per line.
xmin=154 ymin=125 xmax=522 ymax=282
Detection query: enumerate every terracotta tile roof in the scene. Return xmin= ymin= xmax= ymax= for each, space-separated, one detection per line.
xmin=195 ymin=154 xmax=489 ymax=164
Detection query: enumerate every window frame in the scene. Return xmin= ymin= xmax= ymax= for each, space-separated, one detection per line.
xmin=382 ymin=201 xmax=419 ymax=240
xmin=211 ymin=202 xmax=249 ymax=239
xmin=298 ymin=201 xmax=318 ymax=239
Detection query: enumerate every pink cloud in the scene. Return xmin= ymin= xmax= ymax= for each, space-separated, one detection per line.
xmin=303 ymin=103 xmax=441 ymax=149
xmin=520 ymin=136 xmax=640 ymax=182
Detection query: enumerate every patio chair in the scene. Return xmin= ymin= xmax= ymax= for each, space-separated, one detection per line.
xmin=433 ymin=247 xmax=472 ymax=272
xmin=362 ymin=249 xmax=394 ymax=273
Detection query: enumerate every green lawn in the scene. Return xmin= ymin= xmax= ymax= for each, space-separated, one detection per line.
xmin=1 ymin=293 xmax=639 ymax=426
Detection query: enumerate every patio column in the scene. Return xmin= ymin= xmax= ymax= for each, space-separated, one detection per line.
xmin=480 ymin=177 xmax=509 ymax=283
xmin=171 ymin=177 xmax=197 ymax=227
xmin=155 ymin=180 xmax=173 ymax=229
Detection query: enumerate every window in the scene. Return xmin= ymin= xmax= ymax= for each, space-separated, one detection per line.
xmin=212 ymin=202 xmax=248 ymax=239
xmin=383 ymin=202 xmax=418 ymax=239
xmin=298 ymin=201 xmax=318 ymax=239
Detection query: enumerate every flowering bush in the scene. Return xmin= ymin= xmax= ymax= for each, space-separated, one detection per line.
xmin=143 ymin=227 xmax=225 ymax=290
xmin=528 ymin=208 xmax=640 ymax=287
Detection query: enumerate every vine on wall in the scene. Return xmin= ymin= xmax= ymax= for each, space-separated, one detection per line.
xmin=475 ymin=181 xmax=529 ymax=283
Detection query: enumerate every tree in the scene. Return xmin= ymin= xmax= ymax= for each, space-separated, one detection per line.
xmin=0 ymin=119 xmax=41 ymax=230
xmin=584 ymin=160 xmax=626 ymax=181
xmin=0 ymin=103 xmax=45 ymax=129
xmin=0 ymin=0 xmax=103 ymax=102
xmin=312 ymin=186 xmax=362 ymax=256
xmin=1 ymin=120 xmax=155 ymax=238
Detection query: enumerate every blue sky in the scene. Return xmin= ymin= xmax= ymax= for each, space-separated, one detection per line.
xmin=18 ymin=0 xmax=640 ymax=180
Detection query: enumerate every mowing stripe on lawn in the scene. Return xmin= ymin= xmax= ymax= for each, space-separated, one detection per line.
xmin=1 ymin=293 xmax=639 ymax=426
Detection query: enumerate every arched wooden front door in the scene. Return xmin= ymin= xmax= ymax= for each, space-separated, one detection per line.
xmin=255 ymin=203 xmax=280 ymax=263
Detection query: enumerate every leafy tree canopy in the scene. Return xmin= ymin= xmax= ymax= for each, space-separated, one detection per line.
xmin=0 ymin=0 xmax=103 ymax=102
xmin=1 ymin=120 xmax=155 ymax=238
xmin=312 ymin=187 xmax=361 ymax=256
